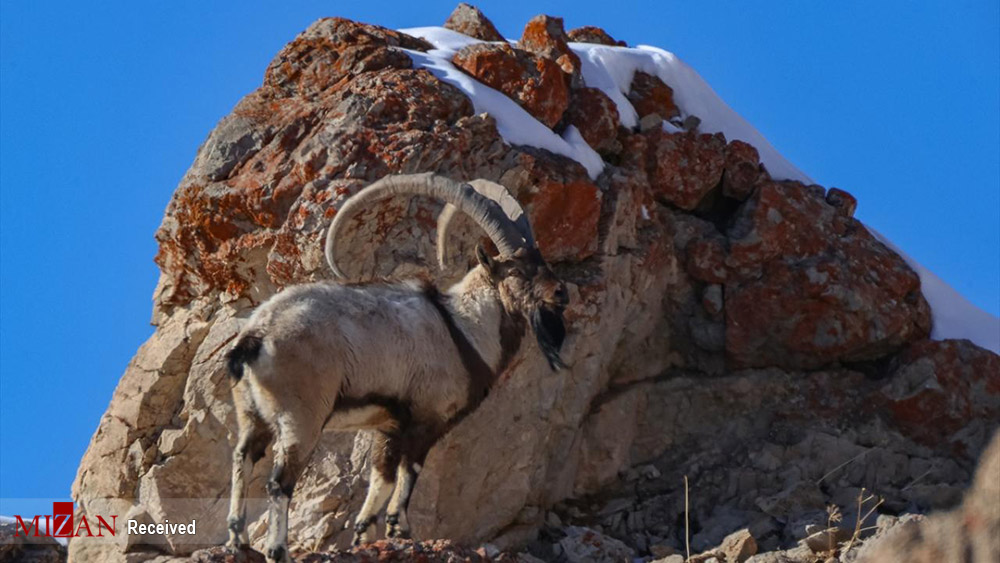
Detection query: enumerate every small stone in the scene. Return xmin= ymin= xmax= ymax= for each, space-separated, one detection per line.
xmin=639 ymin=113 xmax=664 ymax=132
xmin=558 ymin=526 xmax=635 ymax=563
xmin=567 ymin=25 xmax=626 ymax=46
xmin=800 ymin=527 xmax=844 ymax=553
xmin=702 ymin=284 xmax=724 ymax=317
xmin=650 ymin=543 xmax=677 ymax=558
xmin=638 ymin=464 xmax=662 ymax=479
xmin=546 ymin=511 xmax=563 ymax=528
xmin=683 ymin=115 xmax=702 ymax=131
xmin=825 ymin=187 xmax=857 ymax=217
xmin=720 ymin=528 xmax=758 ymax=563
xmin=628 ymin=71 xmax=679 ymax=120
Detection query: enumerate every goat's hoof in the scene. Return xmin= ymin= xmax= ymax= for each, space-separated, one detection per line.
xmin=387 ymin=526 xmax=411 ymax=539
xmin=226 ymin=531 xmax=249 ymax=551
xmin=352 ymin=517 xmax=374 ymax=546
xmin=266 ymin=544 xmax=290 ymax=563
xmin=385 ymin=514 xmax=410 ymax=539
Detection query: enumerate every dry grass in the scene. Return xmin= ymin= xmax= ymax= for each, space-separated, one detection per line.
xmin=684 ymin=474 xmax=691 ymax=562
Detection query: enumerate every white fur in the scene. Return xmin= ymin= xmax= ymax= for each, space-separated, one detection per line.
xmin=227 ymin=266 xmax=508 ymax=561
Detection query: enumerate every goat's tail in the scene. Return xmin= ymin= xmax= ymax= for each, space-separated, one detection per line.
xmin=226 ymin=334 xmax=263 ymax=380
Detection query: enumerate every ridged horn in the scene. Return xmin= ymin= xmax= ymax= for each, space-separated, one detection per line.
xmin=436 ymin=179 xmax=535 ymax=269
xmin=325 ymin=173 xmax=527 ymax=279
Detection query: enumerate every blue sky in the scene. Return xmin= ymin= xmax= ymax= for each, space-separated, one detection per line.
xmin=1 ymin=1 xmax=997 ymax=518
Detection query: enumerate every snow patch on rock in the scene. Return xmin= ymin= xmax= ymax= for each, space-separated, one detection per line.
xmin=400 ymin=25 xmax=998 ymax=353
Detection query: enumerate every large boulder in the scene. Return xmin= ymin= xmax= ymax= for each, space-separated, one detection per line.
xmin=725 ymin=180 xmax=931 ymax=369
xmin=70 ymin=6 xmax=995 ymax=562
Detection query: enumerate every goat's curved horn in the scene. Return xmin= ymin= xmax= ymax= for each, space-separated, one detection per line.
xmin=436 ymin=179 xmax=536 ymax=269
xmin=325 ymin=173 xmax=527 ymax=279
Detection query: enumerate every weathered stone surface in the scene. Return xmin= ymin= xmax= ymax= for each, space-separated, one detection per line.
xmin=720 ymin=528 xmax=758 ymax=562
xmin=628 ymin=71 xmax=680 ymax=121
xmin=722 ymin=140 xmax=765 ymax=201
xmin=686 ymin=237 xmax=727 ymax=284
xmin=72 ymin=7 xmax=999 ymax=563
xmin=443 ymin=3 xmax=505 ymax=42
xmin=190 ymin=546 xmax=265 ymax=563
xmin=563 ymin=87 xmax=620 ymax=154
xmin=518 ymin=15 xmax=581 ymax=84
xmin=882 ymin=339 xmax=1000 ymax=455
xmin=452 ymin=43 xmax=570 ymax=128
xmin=0 ymin=521 xmax=68 ymax=563
xmin=725 ymin=180 xmax=931 ymax=369
xmin=567 ymin=26 xmax=626 ymax=46
xmin=645 ymin=130 xmax=726 ymax=210
xmin=500 ymin=152 xmax=601 ymax=261
xmin=825 ymin=187 xmax=857 ymax=217
xmin=264 ymin=18 xmax=430 ymax=99
xmin=858 ymin=429 xmax=1000 ymax=563
xmin=558 ymin=527 xmax=634 ymax=563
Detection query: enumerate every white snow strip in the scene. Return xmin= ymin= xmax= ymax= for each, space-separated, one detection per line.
xmin=868 ymin=228 xmax=1000 ymax=353
xmin=399 ymin=27 xmax=605 ymax=179
xmin=399 ymin=26 xmax=998 ymax=351
xmin=571 ymin=42 xmax=813 ymax=184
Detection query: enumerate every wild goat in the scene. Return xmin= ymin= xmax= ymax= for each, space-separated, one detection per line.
xmin=224 ymin=173 xmax=569 ymax=563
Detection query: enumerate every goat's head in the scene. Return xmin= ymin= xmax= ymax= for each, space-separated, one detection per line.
xmin=324 ymin=173 xmax=568 ymax=371
xmin=474 ymin=244 xmax=567 ymax=370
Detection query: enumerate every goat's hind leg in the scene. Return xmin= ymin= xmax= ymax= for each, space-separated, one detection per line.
xmin=386 ymin=422 xmax=439 ymax=539
xmin=352 ymin=431 xmax=400 ymax=545
xmin=227 ymin=384 xmax=271 ymax=550
xmin=385 ymin=458 xmax=415 ymax=539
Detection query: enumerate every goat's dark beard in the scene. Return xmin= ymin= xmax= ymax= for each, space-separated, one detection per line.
xmin=531 ymin=306 xmax=567 ymax=371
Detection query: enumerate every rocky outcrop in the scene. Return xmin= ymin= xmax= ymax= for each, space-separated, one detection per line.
xmin=71 ymin=5 xmax=997 ymax=562
xmin=443 ymin=3 xmax=505 ymax=42
xmin=518 ymin=15 xmax=581 ymax=85
xmin=452 ymin=43 xmax=569 ymax=128
xmin=858 ymin=429 xmax=1000 ymax=562
xmin=726 ymin=180 xmax=932 ymax=369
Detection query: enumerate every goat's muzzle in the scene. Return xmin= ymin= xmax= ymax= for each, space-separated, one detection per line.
xmin=531 ymin=305 xmax=567 ymax=371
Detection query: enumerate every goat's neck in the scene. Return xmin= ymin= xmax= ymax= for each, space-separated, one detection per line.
xmin=444 ymin=266 xmax=514 ymax=374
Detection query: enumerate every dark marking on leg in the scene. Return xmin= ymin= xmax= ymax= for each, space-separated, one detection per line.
xmin=372 ymin=431 xmax=402 ymax=483
xmin=267 ymin=545 xmax=286 ymax=562
xmin=352 ymin=516 xmax=376 ymax=546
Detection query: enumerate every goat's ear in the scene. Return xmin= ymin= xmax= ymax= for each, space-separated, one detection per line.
xmin=475 ymin=243 xmax=500 ymax=281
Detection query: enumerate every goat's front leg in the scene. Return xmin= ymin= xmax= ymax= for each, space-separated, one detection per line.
xmin=265 ymin=416 xmax=320 ymax=563
xmin=385 ymin=459 xmax=416 ymax=539
xmin=352 ymin=431 xmax=399 ymax=545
